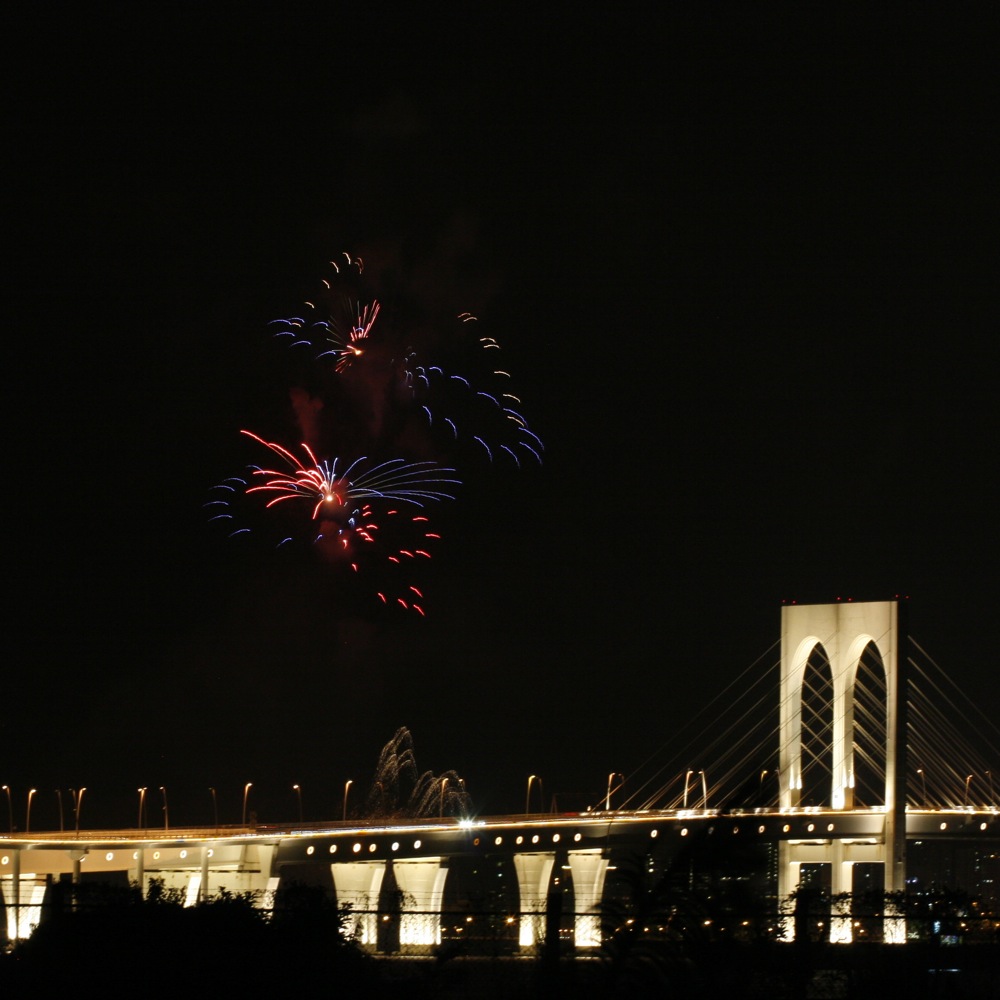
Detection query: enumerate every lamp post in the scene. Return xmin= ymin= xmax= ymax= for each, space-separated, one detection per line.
xmin=605 ymin=772 xmax=624 ymax=811
xmin=160 ymin=787 xmax=169 ymax=831
xmin=917 ymin=768 xmax=927 ymax=806
xmin=342 ymin=779 xmax=352 ymax=822
xmin=242 ymin=783 xmax=253 ymax=827
xmin=55 ymin=790 xmax=64 ymax=832
xmin=699 ymin=770 xmax=708 ymax=811
xmin=526 ymin=775 xmax=542 ymax=814
xmin=137 ymin=787 xmax=147 ymax=829
xmin=72 ymin=787 xmax=86 ymax=834
xmin=439 ymin=778 xmax=448 ymax=818
xmin=965 ymin=774 xmax=973 ymax=809
xmin=1 ymin=786 xmax=11 ymax=833
xmin=683 ymin=770 xmax=693 ymax=809
xmin=26 ymin=789 xmax=36 ymax=834
xmin=209 ymin=788 xmax=218 ymax=830
xmin=293 ymin=784 xmax=303 ymax=823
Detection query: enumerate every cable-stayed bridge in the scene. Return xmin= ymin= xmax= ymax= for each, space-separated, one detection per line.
xmin=2 ymin=601 xmax=997 ymax=950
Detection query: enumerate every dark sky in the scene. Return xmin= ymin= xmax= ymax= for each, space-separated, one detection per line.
xmin=6 ymin=10 xmax=998 ymax=829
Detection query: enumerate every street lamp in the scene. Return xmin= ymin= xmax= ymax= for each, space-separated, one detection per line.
xmin=209 ymin=787 xmax=218 ymax=830
xmin=137 ymin=787 xmax=147 ymax=829
xmin=72 ymin=787 xmax=86 ymax=834
xmin=683 ymin=770 xmax=693 ymax=809
xmin=26 ymin=789 xmax=36 ymax=834
xmin=342 ymin=779 xmax=352 ymax=822
xmin=917 ymin=768 xmax=927 ymax=806
xmin=965 ymin=774 xmax=973 ymax=809
xmin=293 ymin=784 xmax=303 ymax=823
xmin=160 ymin=787 xmax=169 ymax=831
xmin=605 ymin=772 xmax=624 ymax=811
xmin=1 ymin=786 xmax=11 ymax=833
xmin=526 ymin=775 xmax=543 ymax=815
xmin=55 ymin=789 xmax=64 ymax=832
xmin=699 ymin=770 xmax=708 ymax=811
xmin=242 ymin=783 xmax=253 ymax=827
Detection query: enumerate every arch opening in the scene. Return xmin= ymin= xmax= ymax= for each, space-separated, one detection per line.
xmin=852 ymin=641 xmax=887 ymax=807
xmin=800 ymin=644 xmax=833 ymax=808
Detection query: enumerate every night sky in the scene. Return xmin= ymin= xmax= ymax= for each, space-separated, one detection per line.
xmin=7 ymin=10 xmax=998 ymax=830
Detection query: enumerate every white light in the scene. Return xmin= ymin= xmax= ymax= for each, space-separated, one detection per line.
xmin=106 ymin=852 xmax=114 ymax=861
xmin=306 ymin=846 xmax=314 ymax=856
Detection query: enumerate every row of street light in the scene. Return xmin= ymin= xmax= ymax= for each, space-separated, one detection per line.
xmin=2 ymin=786 xmax=87 ymax=834
xmin=0 ymin=781 xmax=359 ymax=833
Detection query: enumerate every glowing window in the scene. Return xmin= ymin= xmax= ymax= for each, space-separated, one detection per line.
xmin=306 ymin=846 xmax=314 ymax=856
xmin=353 ymin=843 xmax=362 ymax=853
xmin=413 ymin=840 xmax=422 ymax=850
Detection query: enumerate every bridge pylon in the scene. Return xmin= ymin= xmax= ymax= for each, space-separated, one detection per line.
xmin=778 ymin=599 xmax=907 ymax=942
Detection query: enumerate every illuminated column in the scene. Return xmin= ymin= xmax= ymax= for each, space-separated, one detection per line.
xmin=513 ymin=852 xmax=554 ymax=949
xmin=1 ymin=850 xmax=19 ymax=942
xmin=776 ymin=855 xmax=799 ymax=942
xmin=199 ymin=846 xmax=209 ymax=903
xmin=330 ymin=861 xmax=386 ymax=947
xmin=130 ymin=848 xmax=145 ymax=894
xmin=829 ymin=842 xmax=853 ymax=944
xmin=393 ymin=858 xmax=448 ymax=950
xmin=567 ymin=849 xmax=609 ymax=948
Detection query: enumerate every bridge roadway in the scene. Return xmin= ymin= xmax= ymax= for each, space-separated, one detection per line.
xmin=2 ymin=807 xmax=997 ymax=947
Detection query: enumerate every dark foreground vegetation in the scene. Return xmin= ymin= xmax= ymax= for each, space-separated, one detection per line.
xmin=2 ymin=877 xmax=997 ymax=999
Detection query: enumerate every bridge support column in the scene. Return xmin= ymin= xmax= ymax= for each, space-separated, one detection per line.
xmin=393 ymin=858 xmax=448 ymax=950
xmin=568 ymin=849 xmax=609 ymax=948
xmin=513 ymin=852 xmax=554 ymax=950
xmin=777 ymin=846 xmax=799 ymax=942
xmin=829 ymin=842 xmax=853 ymax=944
xmin=1 ymin=852 xmax=47 ymax=942
xmin=130 ymin=848 xmax=145 ymax=894
xmin=330 ymin=860 xmax=385 ymax=947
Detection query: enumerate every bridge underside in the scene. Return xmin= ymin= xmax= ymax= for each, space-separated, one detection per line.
xmin=2 ymin=809 xmax=996 ymax=946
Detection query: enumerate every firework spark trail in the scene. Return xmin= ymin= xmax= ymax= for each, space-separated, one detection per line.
xmin=268 ymin=258 xmax=544 ymax=469
xmin=239 ymin=430 xmax=459 ymax=515
xmin=211 ymin=251 xmax=542 ymax=615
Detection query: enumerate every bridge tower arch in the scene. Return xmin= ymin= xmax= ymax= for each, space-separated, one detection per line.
xmin=778 ymin=600 xmax=906 ymax=942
